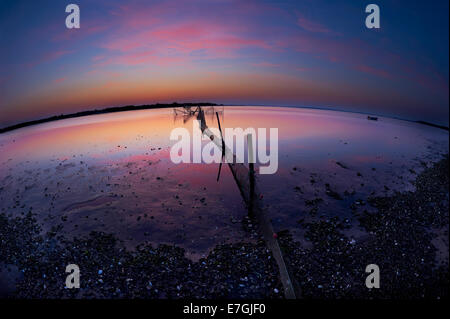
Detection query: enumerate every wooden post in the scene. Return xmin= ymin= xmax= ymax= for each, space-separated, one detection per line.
xmin=197 ymin=107 xmax=299 ymax=299
xmin=248 ymin=134 xmax=255 ymax=216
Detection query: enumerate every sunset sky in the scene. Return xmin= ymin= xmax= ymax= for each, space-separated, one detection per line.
xmin=0 ymin=0 xmax=448 ymax=127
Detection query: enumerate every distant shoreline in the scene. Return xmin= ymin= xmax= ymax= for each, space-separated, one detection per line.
xmin=414 ymin=120 xmax=449 ymax=131
xmin=0 ymin=102 xmax=220 ymax=134
xmin=0 ymin=102 xmax=448 ymax=134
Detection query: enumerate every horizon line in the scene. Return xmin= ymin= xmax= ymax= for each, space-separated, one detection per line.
xmin=0 ymin=102 xmax=448 ymax=135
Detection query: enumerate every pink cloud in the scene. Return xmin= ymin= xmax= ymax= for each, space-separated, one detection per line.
xmin=94 ymin=50 xmax=187 ymax=67
xmin=98 ymin=20 xmax=273 ymax=67
xmin=53 ymin=77 xmax=66 ymax=83
xmin=295 ymin=67 xmax=312 ymax=72
xmin=150 ymin=23 xmax=206 ymax=40
xmin=47 ymin=50 xmax=74 ymax=60
xmin=92 ymin=55 xmax=106 ymax=62
xmin=25 ymin=50 xmax=74 ymax=69
xmin=101 ymin=21 xmax=271 ymax=54
xmin=356 ymin=65 xmax=392 ymax=79
xmin=296 ymin=14 xmax=335 ymax=34
xmin=52 ymin=20 xmax=110 ymax=42
xmin=114 ymin=51 xmax=180 ymax=66
xmin=276 ymin=33 xmax=446 ymax=90
xmin=252 ymin=62 xmax=281 ymax=68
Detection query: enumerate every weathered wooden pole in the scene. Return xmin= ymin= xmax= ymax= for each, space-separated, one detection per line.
xmin=196 ymin=108 xmax=299 ymax=299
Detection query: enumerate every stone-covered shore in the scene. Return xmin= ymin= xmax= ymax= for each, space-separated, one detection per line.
xmin=0 ymin=156 xmax=448 ymax=299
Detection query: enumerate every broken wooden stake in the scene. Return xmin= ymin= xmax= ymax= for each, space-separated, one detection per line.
xmin=196 ymin=107 xmax=299 ymax=299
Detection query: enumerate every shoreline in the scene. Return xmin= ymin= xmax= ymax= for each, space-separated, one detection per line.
xmin=0 ymin=102 xmax=219 ymax=134
xmin=1 ymin=103 xmax=448 ymax=135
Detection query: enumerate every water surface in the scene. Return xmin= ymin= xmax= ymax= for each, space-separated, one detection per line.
xmin=0 ymin=106 xmax=448 ymax=258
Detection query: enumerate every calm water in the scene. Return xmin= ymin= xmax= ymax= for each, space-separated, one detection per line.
xmin=0 ymin=106 xmax=448 ymax=258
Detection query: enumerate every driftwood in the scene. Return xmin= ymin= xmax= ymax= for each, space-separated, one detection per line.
xmin=196 ymin=107 xmax=299 ymax=299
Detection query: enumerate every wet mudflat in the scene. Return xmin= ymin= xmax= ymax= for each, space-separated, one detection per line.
xmin=0 ymin=156 xmax=448 ymax=298
xmin=0 ymin=106 xmax=448 ymax=298
xmin=0 ymin=108 xmax=251 ymax=259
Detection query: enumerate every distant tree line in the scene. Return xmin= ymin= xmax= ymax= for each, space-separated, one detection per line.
xmin=0 ymin=102 xmax=221 ymax=134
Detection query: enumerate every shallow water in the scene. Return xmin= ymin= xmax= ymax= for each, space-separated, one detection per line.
xmin=0 ymin=106 xmax=448 ymax=258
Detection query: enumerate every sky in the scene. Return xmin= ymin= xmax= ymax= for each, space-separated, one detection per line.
xmin=0 ymin=0 xmax=449 ymax=127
